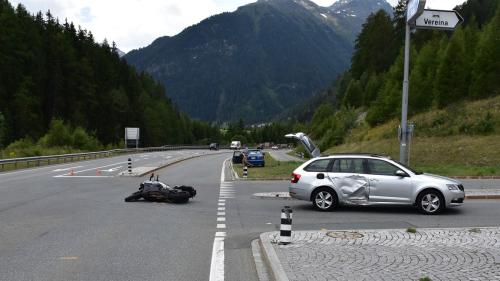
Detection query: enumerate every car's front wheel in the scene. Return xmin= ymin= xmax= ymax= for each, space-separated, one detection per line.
xmin=417 ymin=190 xmax=444 ymax=215
xmin=312 ymin=188 xmax=338 ymax=211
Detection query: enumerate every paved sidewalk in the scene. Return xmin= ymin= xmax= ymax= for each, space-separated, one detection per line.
xmin=259 ymin=228 xmax=500 ymax=281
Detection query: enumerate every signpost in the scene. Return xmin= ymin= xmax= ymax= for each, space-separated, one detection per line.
xmin=125 ymin=127 xmax=140 ymax=149
xmin=415 ymin=10 xmax=464 ymax=30
xmin=399 ymin=0 xmax=463 ymax=166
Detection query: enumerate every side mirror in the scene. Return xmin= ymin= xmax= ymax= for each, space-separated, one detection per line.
xmin=317 ymin=173 xmax=325 ymax=179
xmin=395 ymin=170 xmax=408 ymax=177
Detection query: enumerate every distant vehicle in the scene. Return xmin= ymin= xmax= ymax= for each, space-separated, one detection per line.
xmin=125 ymin=174 xmax=196 ymax=203
xmin=247 ymin=151 xmax=265 ymax=167
xmin=209 ymin=143 xmax=219 ymax=150
xmin=230 ymin=141 xmax=241 ymax=150
xmin=257 ymin=144 xmax=264 ymax=150
xmin=285 ymin=132 xmax=465 ymax=215
xmin=232 ymin=150 xmax=244 ymax=164
xmin=271 ymin=145 xmax=279 ymax=150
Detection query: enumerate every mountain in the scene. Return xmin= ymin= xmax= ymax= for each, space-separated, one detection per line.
xmin=329 ymin=0 xmax=392 ymax=42
xmin=125 ymin=0 xmax=392 ymax=122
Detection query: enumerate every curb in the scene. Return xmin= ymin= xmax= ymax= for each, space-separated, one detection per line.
xmin=259 ymin=232 xmax=290 ymax=281
xmin=453 ymin=176 xmax=500 ymax=179
xmin=466 ymin=194 xmax=500 ymax=199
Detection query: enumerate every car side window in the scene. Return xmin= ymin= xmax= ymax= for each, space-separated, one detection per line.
xmin=366 ymin=159 xmax=400 ymax=176
xmin=304 ymin=159 xmax=332 ymax=172
xmin=331 ymin=158 xmax=365 ymax=173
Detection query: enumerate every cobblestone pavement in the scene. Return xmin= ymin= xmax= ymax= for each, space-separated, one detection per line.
xmin=262 ymin=227 xmax=500 ymax=281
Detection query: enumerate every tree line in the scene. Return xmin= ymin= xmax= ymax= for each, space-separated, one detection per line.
xmin=0 ymin=0 xmax=220 ymax=153
xmin=303 ymin=0 xmax=499 ymax=150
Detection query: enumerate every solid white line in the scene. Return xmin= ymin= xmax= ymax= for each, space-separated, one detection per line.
xmin=209 ymin=237 xmax=224 ymax=281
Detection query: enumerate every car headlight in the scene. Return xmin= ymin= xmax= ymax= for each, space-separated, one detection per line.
xmin=447 ymin=184 xmax=460 ymax=190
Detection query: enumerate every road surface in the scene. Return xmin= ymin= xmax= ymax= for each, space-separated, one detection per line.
xmin=1 ymin=151 xmax=499 ymax=281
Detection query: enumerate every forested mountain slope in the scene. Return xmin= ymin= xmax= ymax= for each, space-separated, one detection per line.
xmin=0 ymin=0 xmax=218 ymax=149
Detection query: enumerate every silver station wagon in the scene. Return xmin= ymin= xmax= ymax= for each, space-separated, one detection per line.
xmin=286 ymin=133 xmax=465 ymax=215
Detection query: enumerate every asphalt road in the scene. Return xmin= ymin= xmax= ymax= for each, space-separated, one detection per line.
xmin=1 ymin=152 xmax=499 ymax=281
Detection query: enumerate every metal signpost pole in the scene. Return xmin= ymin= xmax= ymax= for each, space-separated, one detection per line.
xmin=400 ymin=0 xmax=425 ymax=165
xmin=400 ymin=22 xmax=411 ymax=165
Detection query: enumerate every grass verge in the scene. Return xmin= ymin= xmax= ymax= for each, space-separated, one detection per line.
xmin=234 ymin=153 xmax=302 ymax=180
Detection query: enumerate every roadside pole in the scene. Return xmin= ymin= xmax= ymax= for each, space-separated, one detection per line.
xmin=400 ymin=0 xmax=425 ymax=165
xmin=400 ymin=1 xmax=463 ymax=165
xmin=400 ymin=22 xmax=411 ymax=165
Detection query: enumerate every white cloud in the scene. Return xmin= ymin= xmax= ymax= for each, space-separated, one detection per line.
xmin=9 ymin=0 xmax=466 ymax=53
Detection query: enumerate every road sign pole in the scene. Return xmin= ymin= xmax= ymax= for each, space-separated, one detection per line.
xmin=400 ymin=22 xmax=411 ymax=165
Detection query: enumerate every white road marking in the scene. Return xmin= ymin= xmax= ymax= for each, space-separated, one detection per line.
xmin=219 ymin=199 xmax=226 ymax=202
xmin=217 ymin=212 xmax=225 ymax=216
xmin=218 ymin=203 xmax=225 ymax=206
xmin=54 ymin=162 xmax=126 ymax=177
xmin=52 ymin=166 xmax=84 ymax=172
xmin=209 ymin=237 xmax=224 ymax=281
xmin=209 ymin=158 xmax=231 ymax=281
xmin=101 ymin=166 xmax=122 ymax=172
xmin=54 ymin=175 xmax=113 ymax=178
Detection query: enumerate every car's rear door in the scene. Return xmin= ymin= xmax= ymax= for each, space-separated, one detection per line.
xmin=365 ymin=159 xmax=413 ymax=203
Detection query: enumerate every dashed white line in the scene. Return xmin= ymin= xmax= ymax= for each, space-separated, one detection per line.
xmin=216 ymin=224 xmax=226 ymax=229
xmin=217 ymin=217 xmax=226 ymax=222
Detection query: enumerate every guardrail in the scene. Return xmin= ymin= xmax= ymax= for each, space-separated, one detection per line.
xmin=0 ymin=145 xmax=226 ymax=172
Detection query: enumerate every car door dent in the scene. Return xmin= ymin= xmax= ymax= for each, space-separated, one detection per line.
xmin=327 ymin=174 xmax=369 ymax=202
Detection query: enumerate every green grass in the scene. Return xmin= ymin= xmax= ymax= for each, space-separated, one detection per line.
xmin=234 ymin=153 xmax=302 ymax=180
xmin=321 ymin=96 xmax=500 ymax=176
xmin=406 ymin=227 xmax=417 ymax=233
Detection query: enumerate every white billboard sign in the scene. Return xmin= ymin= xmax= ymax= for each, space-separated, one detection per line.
xmin=125 ymin=127 xmax=140 ymax=140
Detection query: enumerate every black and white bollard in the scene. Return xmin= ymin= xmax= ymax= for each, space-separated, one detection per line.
xmin=128 ymin=158 xmax=132 ymax=174
xmin=279 ymin=206 xmax=293 ymax=245
xmin=243 ymin=165 xmax=248 ymax=178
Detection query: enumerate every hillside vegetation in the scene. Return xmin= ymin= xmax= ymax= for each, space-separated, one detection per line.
xmin=298 ymin=0 xmax=500 ymax=175
xmin=0 ymin=0 xmax=220 ymax=155
xmin=325 ymin=96 xmax=500 ymax=175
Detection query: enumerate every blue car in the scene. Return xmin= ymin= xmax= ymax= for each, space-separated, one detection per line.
xmin=247 ymin=151 xmax=265 ymax=167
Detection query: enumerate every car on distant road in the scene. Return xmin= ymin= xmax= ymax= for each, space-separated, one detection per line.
xmin=271 ymin=145 xmax=279 ymax=150
xmin=286 ymin=132 xmax=465 ymax=215
xmin=232 ymin=150 xmax=244 ymax=164
xmin=209 ymin=143 xmax=219 ymax=150
xmin=247 ymin=150 xmax=265 ymax=167
xmin=230 ymin=141 xmax=241 ymax=150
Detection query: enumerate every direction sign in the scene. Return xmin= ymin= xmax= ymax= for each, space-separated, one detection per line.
xmin=415 ymin=9 xmax=463 ymax=30
xmin=407 ymin=0 xmax=426 ymax=24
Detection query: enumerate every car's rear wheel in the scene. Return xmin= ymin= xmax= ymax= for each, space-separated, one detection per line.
xmin=312 ymin=188 xmax=338 ymax=211
xmin=417 ymin=190 xmax=444 ymax=215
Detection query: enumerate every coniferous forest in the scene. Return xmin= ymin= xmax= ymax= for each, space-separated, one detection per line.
xmin=301 ymin=0 xmax=500 ymax=150
xmin=0 ymin=0 xmax=220 ymax=153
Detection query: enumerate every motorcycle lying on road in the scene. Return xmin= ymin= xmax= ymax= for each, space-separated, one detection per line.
xmin=125 ymin=173 xmax=196 ymax=203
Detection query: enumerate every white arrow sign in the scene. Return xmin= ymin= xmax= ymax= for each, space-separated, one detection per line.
xmin=415 ymin=10 xmax=463 ymax=30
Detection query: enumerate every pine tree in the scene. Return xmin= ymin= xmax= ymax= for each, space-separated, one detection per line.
xmin=433 ymin=28 xmax=468 ymax=108
xmin=470 ymin=5 xmax=500 ymax=98
xmin=342 ymin=80 xmax=363 ymax=108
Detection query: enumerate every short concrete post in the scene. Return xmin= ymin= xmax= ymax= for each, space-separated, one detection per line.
xmin=279 ymin=206 xmax=292 ymax=245
xmin=128 ymin=158 xmax=132 ymax=174
xmin=243 ymin=165 xmax=248 ymax=178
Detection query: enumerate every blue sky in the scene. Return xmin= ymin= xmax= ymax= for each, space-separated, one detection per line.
xmin=10 ymin=0 xmax=465 ymax=52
